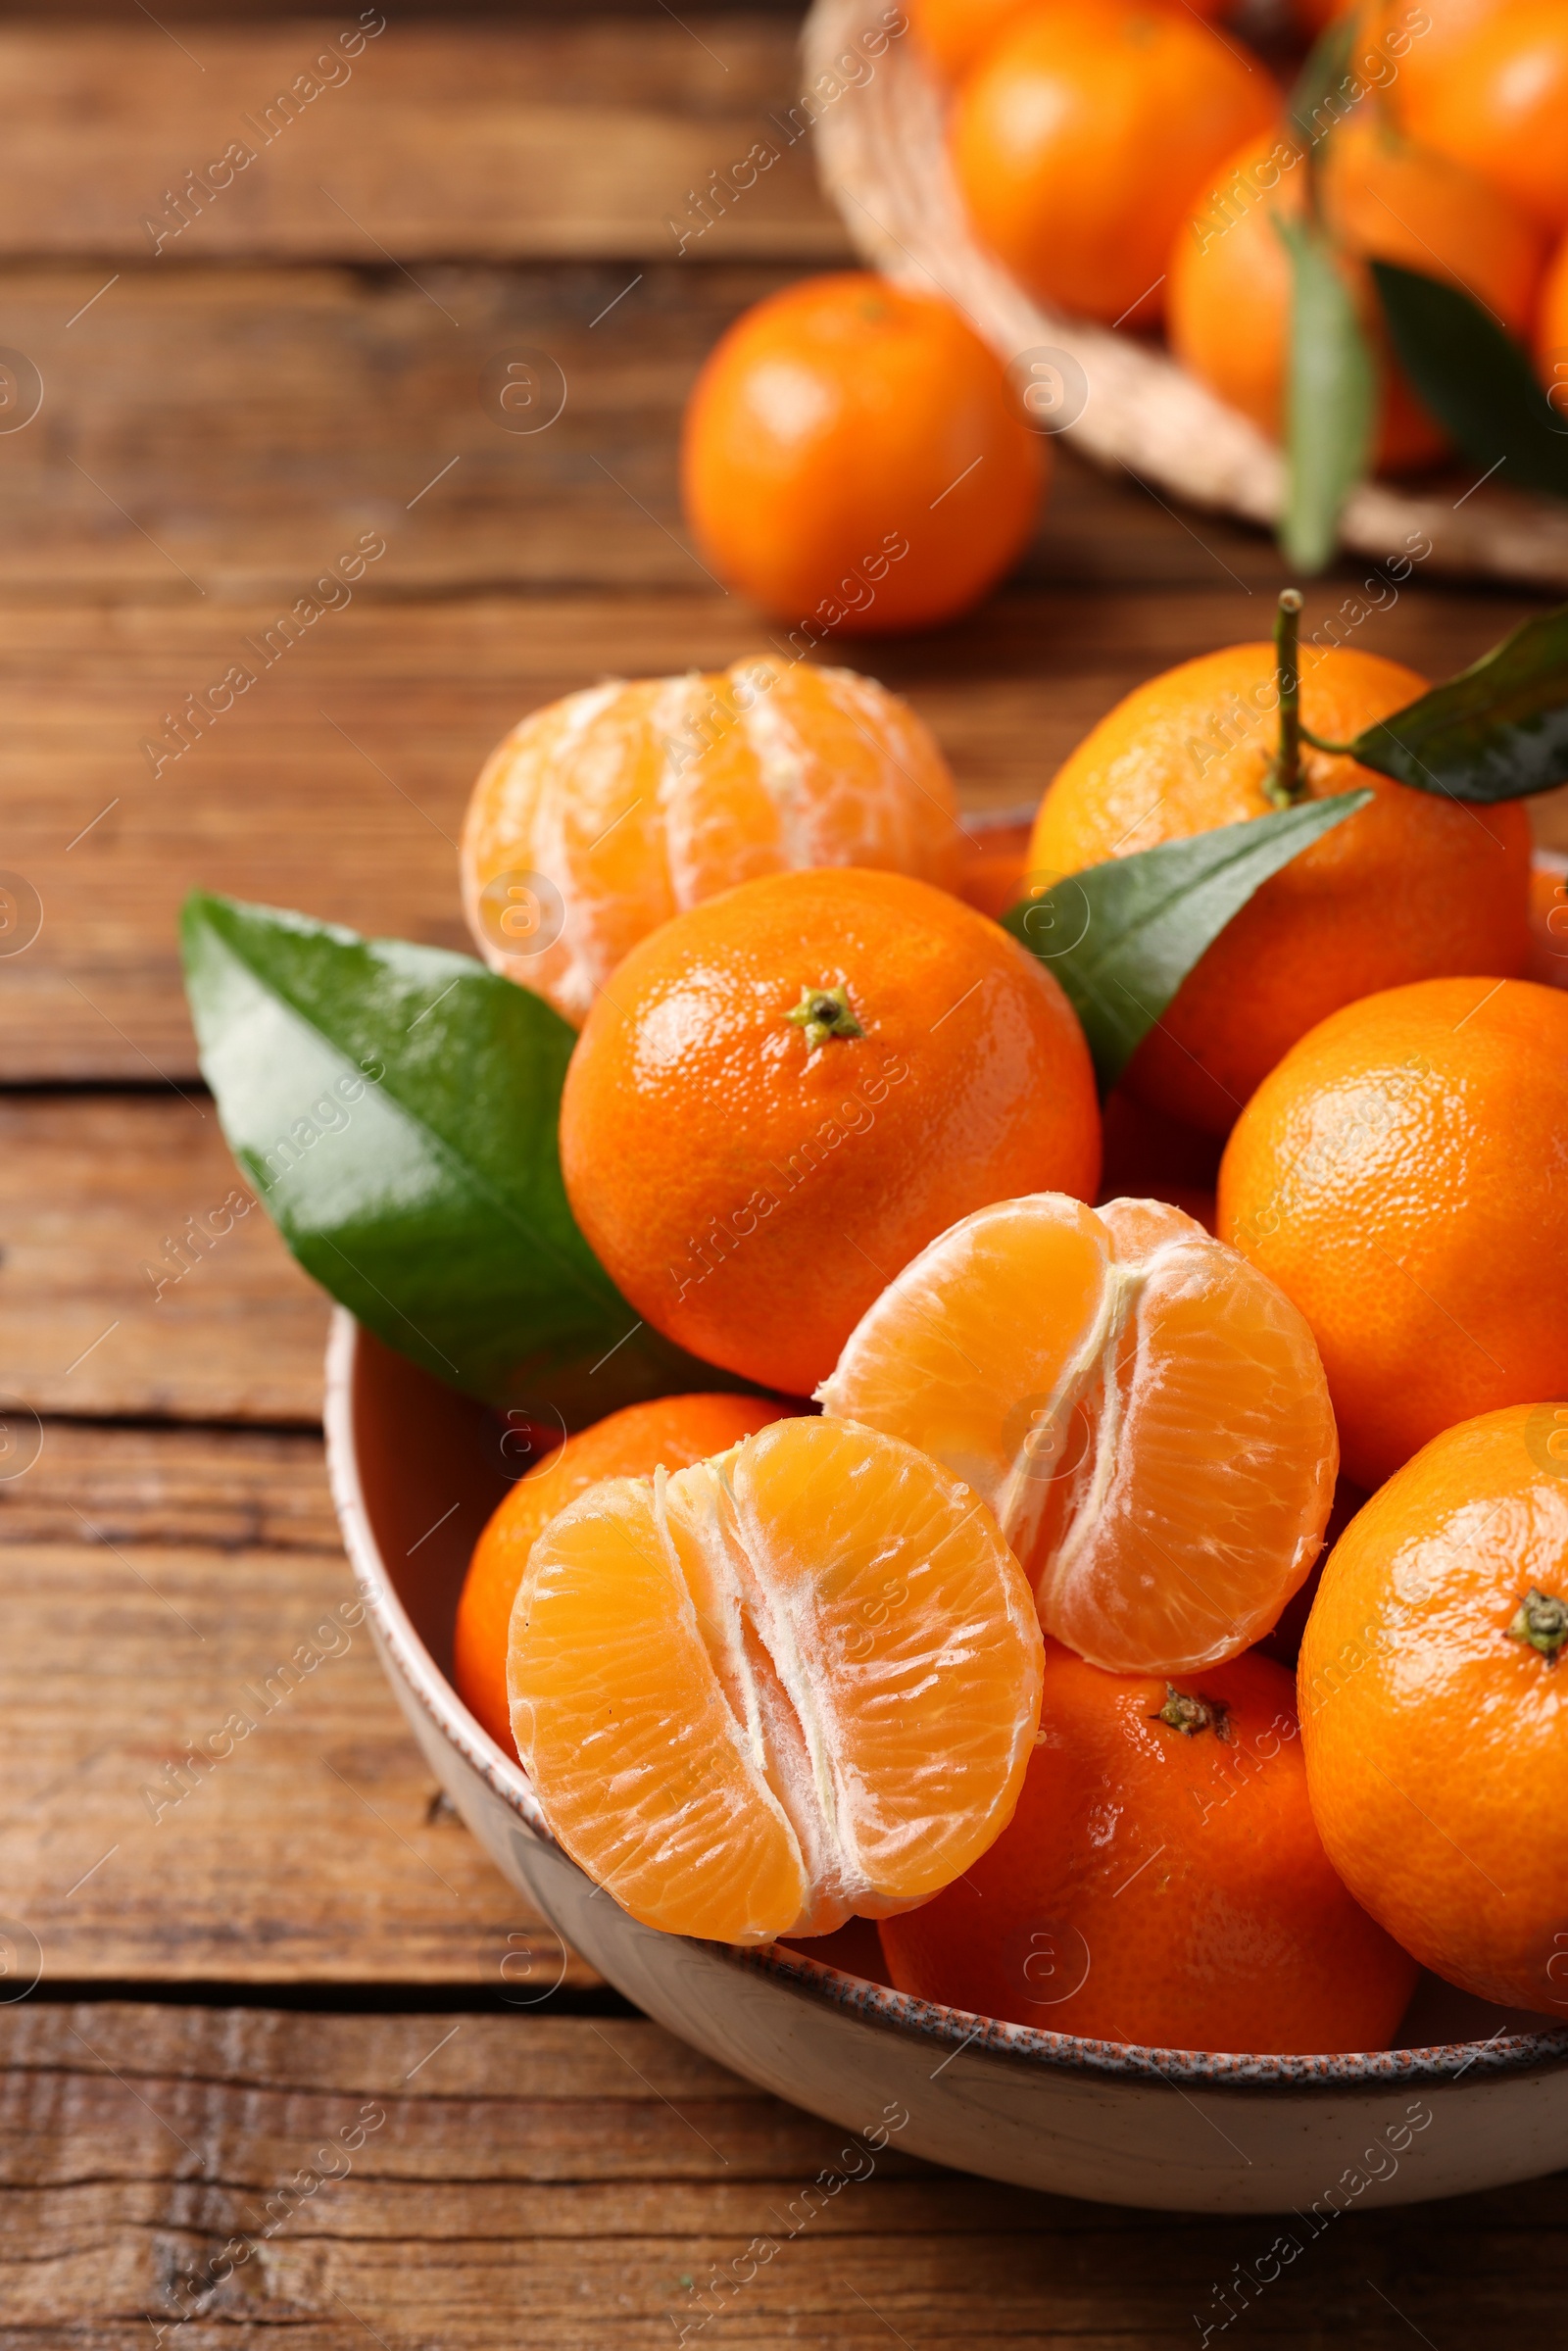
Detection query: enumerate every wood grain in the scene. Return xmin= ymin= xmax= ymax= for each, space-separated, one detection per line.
xmin=4 ymin=583 xmax=1563 ymax=1084
xmin=0 ymin=1095 xmax=327 ymax=1420
xmin=0 ymin=23 xmax=847 ymax=262
xmin=1 ymin=2 xmax=1562 ymax=2330
xmin=1 ymin=2003 xmax=1564 ymax=2347
xmin=0 ymin=258 xmax=1301 ymax=603
xmin=1 ymin=260 xmax=788 ymax=599
xmin=0 ymin=1427 xmax=589 ymax=1984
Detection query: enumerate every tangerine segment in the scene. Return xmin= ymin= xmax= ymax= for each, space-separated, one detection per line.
xmin=510 ymin=1472 xmax=808 ymax=1945
xmin=810 ymin=1194 xmax=1112 ymax=1514
xmin=508 ymin=1416 xmax=1044 ymax=1944
xmin=454 ymin=1392 xmax=789 ymax=1758
xmin=1048 ymin=1198 xmax=1342 ymax=1673
xmin=820 ymin=1194 xmax=1337 ymax=1676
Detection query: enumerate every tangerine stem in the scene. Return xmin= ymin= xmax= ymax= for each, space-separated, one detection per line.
xmin=1264 ymin=588 xmax=1305 ymax=808
xmin=1152 ymin=1685 xmax=1233 ymax=1740
xmin=1508 ymin=1586 xmax=1568 ymax=1665
xmin=786 ymin=983 xmax=863 ymax=1048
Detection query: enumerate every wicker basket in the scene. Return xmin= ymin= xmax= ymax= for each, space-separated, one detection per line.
xmin=805 ymin=0 xmax=1568 ymax=591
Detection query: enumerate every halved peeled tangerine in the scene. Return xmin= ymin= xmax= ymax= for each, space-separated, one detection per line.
xmin=507 ymin=1415 xmax=1043 ymax=1944
xmin=818 ymin=1195 xmax=1338 ymax=1676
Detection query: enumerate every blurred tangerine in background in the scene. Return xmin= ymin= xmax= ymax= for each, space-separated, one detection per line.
xmin=1170 ymin=112 xmax=1545 ymax=474
xmin=680 ymin=273 xmax=1044 ymax=631
xmin=1530 ymin=853 xmax=1568 ymax=985
xmin=1397 ymin=0 xmax=1568 ymax=232
xmin=1536 ymin=220 xmax=1568 ymax=398
xmin=948 ymin=0 xmax=1277 ymax=328
xmin=908 ymin=0 xmax=1228 ymax=84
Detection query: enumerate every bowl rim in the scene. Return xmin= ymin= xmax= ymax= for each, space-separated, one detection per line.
xmin=324 ymin=1309 xmax=1568 ymax=2094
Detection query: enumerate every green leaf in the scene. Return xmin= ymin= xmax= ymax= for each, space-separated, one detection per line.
xmin=1286 ymin=11 xmax=1358 ymax=153
xmin=1370 ymin=262 xmax=1568 ymax=501
xmin=1277 ymin=214 xmax=1377 ymax=575
xmin=1003 ymin=793 xmax=1373 ymax=1093
xmin=181 ymin=893 xmax=741 ymax=1422
xmin=1346 ymin=604 xmax=1568 ymax=802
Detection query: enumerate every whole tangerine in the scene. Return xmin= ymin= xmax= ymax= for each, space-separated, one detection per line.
xmin=558 ymin=866 xmax=1102 ymax=1396
xmin=1028 ymin=638 xmax=1532 ymax=1134
xmin=950 ymin=1 xmax=1277 ymax=328
xmin=1299 ymin=1404 xmax=1568 ymax=2017
xmin=1399 ymin=0 xmax=1568 ymax=231
xmin=460 ymin=658 xmax=961 ymax=1027
xmin=1169 ymin=113 xmax=1545 ymax=474
xmin=1217 ymin=977 xmax=1568 ymax=1489
xmin=909 ymin=0 xmax=1226 ymax=83
xmin=681 ymin=273 xmax=1044 ymax=634
xmin=454 ymin=1392 xmax=788 ymax=1756
xmin=880 ymin=1639 xmax=1417 ymax=2053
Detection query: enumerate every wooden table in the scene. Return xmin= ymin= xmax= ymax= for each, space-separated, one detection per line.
xmin=2 ymin=8 xmax=1564 ymax=2342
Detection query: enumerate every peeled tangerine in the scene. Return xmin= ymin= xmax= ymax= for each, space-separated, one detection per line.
xmin=819 ymin=1195 xmax=1337 ymax=1676
xmin=461 ymin=660 xmax=958 ymax=1028
xmin=507 ymin=1416 xmax=1044 ymax=1943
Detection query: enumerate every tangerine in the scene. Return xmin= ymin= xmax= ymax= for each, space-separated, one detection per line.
xmin=1217 ymin=977 xmax=1568 ymax=1489
xmin=559 ymin=867 xmax=1102 ymax=1396
xmin=1529 ymin=853 xmax=1568 ymax=988
xmin=1399 ymin=0 xmax=1568 ymax=232
xmin=907 ymin=0 xmax=1040 ymax=82
xmin=820 ymin=1193 xmax=1337 ymax=1674
xmin=880 ymin=1640 xmax=1417 ymax=2051
xmin=507 ymin=1414 xmax=1045 ymax=1942
xmin=1028 ymin=637 xmax=1532 ymax=1134
xmin=950 ymin=1 xmax=1277 ymax=328
xmin=909 ymin=0 xmax=1226 ymax=82
xmin=681 ymin=274 xmax=1044 ymax=633
xmin=1537 ymin=220 xmax=1568 ymax=411
xmin=1169 ymin=114 xmax=1545 ymax=473
xmin=454 ymin=1392 xmax=788 ymax=1755
xmin=1299 ymin=1403 xmax=1568 ymax=2016
xmin=461 ymin=659 xmax=961 ymax=1027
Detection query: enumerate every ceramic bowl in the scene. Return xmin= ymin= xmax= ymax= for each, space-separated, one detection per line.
xmin=324 ymin=1312 xmax=1568 ymax=2213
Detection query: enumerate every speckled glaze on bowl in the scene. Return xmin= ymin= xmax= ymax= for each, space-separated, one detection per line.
xmin=324 ymin=1311 xmax=1568 ymax=2213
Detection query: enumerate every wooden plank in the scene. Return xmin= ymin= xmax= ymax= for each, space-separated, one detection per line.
xmin=0 ymin=1427 xmax=591 ymax=1984
xmin=0 ymin=260 xmax=785 ymax=600
xmin=4 ymin=586 xmax=1562 ymax=1084
xmin=1 ymin=2004 xmax=1563 ymax=2346
xmin=0 ymin=24 xmax=847 ymax=262
xmin=17 ymin=254 xmax=1536 ymax=605
xmin=0 ymin=1096 xmax=326 ymax=1421
xmin=0 ymin=261 xmax=1297 ymax=603
xmin=0 ymin=1420 xmax=339 ymax=1550
xmin=0 ymin=0 xmax=807 ymax=14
